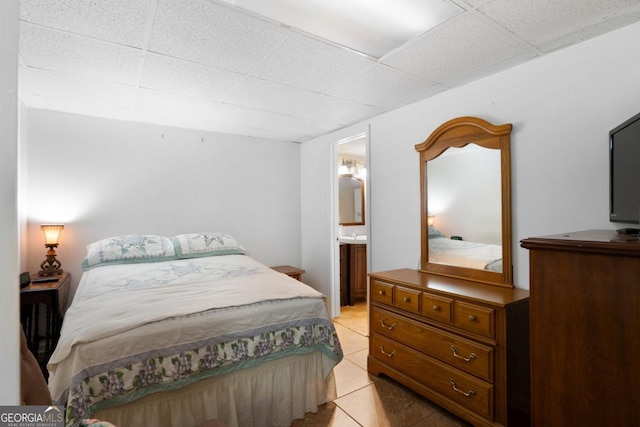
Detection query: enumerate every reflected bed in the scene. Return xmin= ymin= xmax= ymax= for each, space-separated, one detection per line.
xmin=428 ymin=236 xmax=502 ymax=271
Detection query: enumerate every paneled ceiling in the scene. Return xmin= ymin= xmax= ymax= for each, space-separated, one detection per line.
xmin=18 ymin=0 xmax=640 ymax=143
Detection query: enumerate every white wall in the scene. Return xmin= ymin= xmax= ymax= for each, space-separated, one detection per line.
xmin=25 ymin=111 xmax=302 ymax=297
xmin=302 ymin=21 xmax=640 ymax=290
xmin=0 ymin=0 xmax=20 ymax=405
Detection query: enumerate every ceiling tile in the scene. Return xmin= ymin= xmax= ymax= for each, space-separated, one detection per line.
xmin=207 ymin=103 xmax=290 ymax=131
xmin=133 ymin=88 xmax=217 ymax=120
xmin=140 ymin=53 xmax=246 ymax=101
xmin=539 ymin=8 xmax=640 ymax=52
xmin=478 ymin=0 xmax=640 ymax=48
xmin=252 ymin=34 xmax=376 ymax=93
xmin=224 ymin=78 xmax=319 ymax=115
xmin=42 ymin=98 xmax=133 ymax=122
xmin=382 ymin=12 xmax=531 ymax=85
xmin=274 ymin=114 xmax=340 ymax=139
xmin=19 ymin=0 xmax=152 ymax=48
xmin=149 ymin=0 xmax=288 ymax=74
xmin=27 ymin=68 xmax=136 ymax=109
xmin=292 ymin=95 xmax=384 ymax=126
xmin=19 ymin=23 xmax=142 ymax=85
xmin=326 ymin=64 xmax=438 ymax=108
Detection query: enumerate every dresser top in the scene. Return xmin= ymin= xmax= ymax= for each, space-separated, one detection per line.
xmin=521 ymin=229 xmax=640 ymax=255
xmin=369 ymin=268 xmax=529 ymax=307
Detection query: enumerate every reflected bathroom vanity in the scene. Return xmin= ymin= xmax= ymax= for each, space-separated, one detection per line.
xmin=367 ymin=117 xmax=530 ymax=426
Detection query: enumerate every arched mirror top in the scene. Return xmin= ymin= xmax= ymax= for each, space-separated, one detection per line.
xmin=415 ymin=116 xmax=513 ymax=288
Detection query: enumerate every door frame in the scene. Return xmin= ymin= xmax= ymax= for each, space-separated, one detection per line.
xmin=331 ymin=127 xmax=371 ymax=318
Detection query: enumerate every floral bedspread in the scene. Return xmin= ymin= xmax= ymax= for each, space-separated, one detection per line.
xmin=48 ymin=255 xmax=342 ymax=427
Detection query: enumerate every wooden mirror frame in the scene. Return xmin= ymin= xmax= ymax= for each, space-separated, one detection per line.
xmin=339 ymin=174 xmax=365 ymax=226
xmin=415 ymin=116 xmax=513 ymax=288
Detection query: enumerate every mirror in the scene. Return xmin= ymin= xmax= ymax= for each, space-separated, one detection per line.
xmin=339 ymin=174 xmax=365 ymax=225
xmin=415 ymin=116 xmax=513 ymax=287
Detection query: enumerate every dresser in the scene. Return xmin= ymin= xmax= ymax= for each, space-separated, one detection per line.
xmin=368 ymin=269 xmax=530 ymax=426
xmin=521 ymin=230 xmax=640 ymax=426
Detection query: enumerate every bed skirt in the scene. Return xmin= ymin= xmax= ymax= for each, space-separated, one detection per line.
xmin=92 ymin=352 xmax=337 ymax=427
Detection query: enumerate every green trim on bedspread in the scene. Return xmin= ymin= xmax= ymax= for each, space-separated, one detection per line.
xmin=60 ymin=319 xmax=343 ymax=427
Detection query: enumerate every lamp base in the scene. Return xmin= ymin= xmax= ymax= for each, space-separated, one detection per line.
xmin=39 ymin=245 xmax=63 ymax=276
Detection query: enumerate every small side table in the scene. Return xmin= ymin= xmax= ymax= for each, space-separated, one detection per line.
xmin=271 ymin=265 xmax=305 ymax=281
xmin=20 ymin=272 xmax=71 ymax=373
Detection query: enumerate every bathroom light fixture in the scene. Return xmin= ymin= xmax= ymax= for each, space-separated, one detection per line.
xmin=38 ymin=224 xmax=64 ymax=276
xmin=427 ymin=215 xmax=435 ymax=226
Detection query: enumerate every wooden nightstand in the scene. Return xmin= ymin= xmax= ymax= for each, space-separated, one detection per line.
xmin=271 ymin=265 xmax=305 ymax=281
xmin=20 ymin=272 xmax=71 ymax=372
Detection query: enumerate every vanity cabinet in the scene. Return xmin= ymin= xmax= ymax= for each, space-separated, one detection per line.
xmin=340 ymin=243 xmax=367 ymax=305
xmin=521 ymin=230 xmax=640 ymax=426
xmin=368 ymin=269 xmax=530 ymax=426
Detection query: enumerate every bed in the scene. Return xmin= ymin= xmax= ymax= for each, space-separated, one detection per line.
xmin=47 ymin=233 xmax=343 ymax=427
xmin=428 ymin=235 xmax=502 ymax=271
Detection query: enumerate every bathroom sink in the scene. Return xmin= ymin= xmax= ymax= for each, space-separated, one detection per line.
xmin=339 ymin=235 xmax=367 ymax=243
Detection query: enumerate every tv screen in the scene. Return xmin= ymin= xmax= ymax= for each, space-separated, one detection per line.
xmin=610 ymin=112 xmax=640 ymax=224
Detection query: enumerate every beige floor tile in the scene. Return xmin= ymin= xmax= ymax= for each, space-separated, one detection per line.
xmin=345 ymin=348 xmax=368 ymax=371
xmin=333 ymin=357 xmax=373 ymax=398
xmin=291 ymin=402 xmax=361 ymax=427
xmin=334 ymin=322 xmax=368 ymax=356
xmin=335 ymin=302 xmax=369 ymax=336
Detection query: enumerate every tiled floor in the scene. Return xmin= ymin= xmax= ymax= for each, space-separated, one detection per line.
xmin=292 ymin=302 xmax=472 ymax=427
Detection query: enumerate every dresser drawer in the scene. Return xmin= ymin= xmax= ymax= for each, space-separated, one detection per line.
xmin=371 ymin=279 xmax=394 ymax=305
xmin=454 ymin=301 xmax=495 ymax=338
xmin=394 ymin=286 xmax=421 ymax=314
xmin=371 ymin=307 xmax=494 ymax=381
xmin=372 ymin=333 xmax=494 ymax=419
xmin=421 ymin=293 xmax=453 ymax=324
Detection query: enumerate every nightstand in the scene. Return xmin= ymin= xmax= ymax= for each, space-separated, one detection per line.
xmin=20 ymin=272 xmax=71 ymax=372
xmin=271 ymin=265 xmax=305 ymax=281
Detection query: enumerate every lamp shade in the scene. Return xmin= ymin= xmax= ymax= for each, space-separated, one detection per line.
xmin=42 ymin=224 xmax=64 ymax=245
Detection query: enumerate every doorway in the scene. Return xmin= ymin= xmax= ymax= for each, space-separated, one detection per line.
xmin=333 ymin=131 xmax=370 ymax=323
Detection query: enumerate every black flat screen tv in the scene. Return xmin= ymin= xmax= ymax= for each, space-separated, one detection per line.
xmin=610 ymin=111 xmax=640 ymax=224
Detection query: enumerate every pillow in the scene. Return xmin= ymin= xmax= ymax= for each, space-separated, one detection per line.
xmin=172 ymin=233 xmax=248 ymax=259
xmin=428 ymin=225 xmax=445 ymax=239
xmin=82 ymin=235 xmax=176 ymax=270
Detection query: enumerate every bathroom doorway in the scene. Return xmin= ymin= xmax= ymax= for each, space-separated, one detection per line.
xmin=333 ymin=131 xmax=370 ymax=324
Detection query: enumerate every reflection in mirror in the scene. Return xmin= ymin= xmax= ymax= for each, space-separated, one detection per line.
xmin=416 ymin=116 xmax=513 ymax=288
xmin=427 ymin=145 xmax=502 ymax=271
xmin=339 ymin=175 xmax=365 ymax=225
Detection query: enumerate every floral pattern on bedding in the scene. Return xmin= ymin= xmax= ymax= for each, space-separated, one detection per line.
xmin=62 ymin=320 xmax=342 ymax=427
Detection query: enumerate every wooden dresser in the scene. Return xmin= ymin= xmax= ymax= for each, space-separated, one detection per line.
xmin=368 ymin=269 xmax=530 ymax=426
xmin=521 ymin=230 xmax=640 ymax=426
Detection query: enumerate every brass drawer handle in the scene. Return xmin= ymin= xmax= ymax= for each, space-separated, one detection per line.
xmin=379 ymin=345 xmax=396 ymax=358
xmin=378 ymin=290 xmax=386 ymax=296
xmin=449 ymin=379 xmax=476 ymax=397
xmin=403 ymin=296 xmax=411 ymax=303
xmin=468 ymin=315 xmax=477 ymax=322
xmin=380 ymin=318 xmax=397 ymax=330
xmin=432 ymin=305 xmax=440 ymax=311
xmin=450 ymin=345 xmax=477 ymax=362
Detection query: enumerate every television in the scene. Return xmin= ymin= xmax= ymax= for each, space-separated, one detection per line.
xmin=610 ymin=111 xmax=640 ymax=224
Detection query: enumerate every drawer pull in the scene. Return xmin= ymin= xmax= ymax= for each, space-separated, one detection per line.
xmin=450 ymin=345 xmax=477 ymax=362
xmin=380 ymin=318 xmax=397 ymax=330
xmin=468 ymin=315 xmax=477 ymax=322
xmin=432 ymin=305 xmax=440 ymax=311
xmin=403 ymin=296 xmax=411 ymax=303
xmin=449 ymin=379 xmax=476 ymax=398
xmin=378 ymin=290 xmax=386 ymax=296
xmin=379 ymin=345 xmax=396 ymax=358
